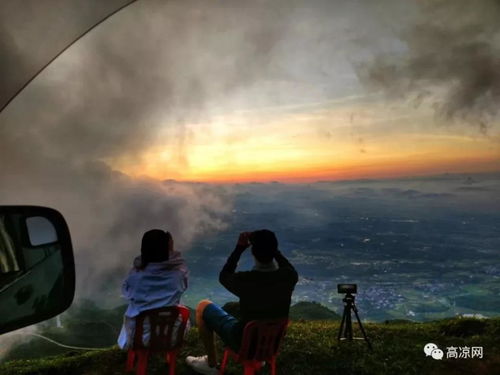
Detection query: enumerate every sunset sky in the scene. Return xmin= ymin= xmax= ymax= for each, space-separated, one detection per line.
xmin=97 ymin=0 xmax=499 ymax=183
xmin=108 ymin=97 xmax=500 ymax=183
xmin=2 ymin=0 xmax=500 ymax=184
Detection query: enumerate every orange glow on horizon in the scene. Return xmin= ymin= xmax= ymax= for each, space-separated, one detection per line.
xmin=116 ymin=154 xmax=500 ymax=184
xmin=106 ymin=101 xmax=500 ymax=184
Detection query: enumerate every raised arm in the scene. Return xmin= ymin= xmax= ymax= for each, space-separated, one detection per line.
xmin=219 ymin=232 xmax=251 ymax=296
xmin=274 ymin=249 xmax=299 ymax=283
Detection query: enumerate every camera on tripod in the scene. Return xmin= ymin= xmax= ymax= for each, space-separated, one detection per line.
xmin=337 ymin=283 xmax=372 ymax=350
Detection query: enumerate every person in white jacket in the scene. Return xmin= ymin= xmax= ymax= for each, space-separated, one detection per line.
xmin=117 ymin=229 xmax=189 ymax=349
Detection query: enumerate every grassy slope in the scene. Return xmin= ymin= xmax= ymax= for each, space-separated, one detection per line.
xmin=2 ymin=301 xmax=337 ymax=362
xmin=2 ymin=317 xmax=500 ymax=375
xmin=289 ymin=301 xmax=341 ymax=321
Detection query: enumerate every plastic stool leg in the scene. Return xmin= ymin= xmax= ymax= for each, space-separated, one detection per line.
xmin=219 ymin=349 xmax=229 ymax=374
xmin=136 ymin=349 xmax=149 ymax=375
xmin=168 ymin=351 xmax=177 ymax=375
xmin=270 ymin=357 xmax=277 ymax=375
xmin=126 ymin=350 xmax=136 ymax=372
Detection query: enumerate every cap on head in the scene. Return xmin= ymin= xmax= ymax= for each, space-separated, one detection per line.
xmin=250 ymin=229 xmax=278 ymax=264
xmin=141 ymin=229 xmax=170 ymax=265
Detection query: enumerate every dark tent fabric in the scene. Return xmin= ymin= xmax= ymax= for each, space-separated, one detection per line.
xmin=0 ymin=0 xmax=136 ymax=113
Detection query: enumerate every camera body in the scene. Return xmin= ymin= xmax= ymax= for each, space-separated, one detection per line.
xmin=337 ymin=283 xmax=357 ymax=294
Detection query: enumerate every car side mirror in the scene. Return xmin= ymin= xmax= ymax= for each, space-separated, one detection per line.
xmin=0 ymin=206 xmax=75 ymax=334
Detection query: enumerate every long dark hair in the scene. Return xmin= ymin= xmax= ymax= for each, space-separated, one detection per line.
xmin=140 ymin=229 xmax=170 ymax=267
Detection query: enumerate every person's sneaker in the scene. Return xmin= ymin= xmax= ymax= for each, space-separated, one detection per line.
xmin=185 ymin=355 xmax=219 ymax=375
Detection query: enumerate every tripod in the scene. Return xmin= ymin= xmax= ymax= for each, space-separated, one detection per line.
xmin=337 ymin=292 xmax=372 ymax=351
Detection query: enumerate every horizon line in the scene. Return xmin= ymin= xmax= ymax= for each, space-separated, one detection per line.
xmin=157 ymin=169 xmax=500 ymax=185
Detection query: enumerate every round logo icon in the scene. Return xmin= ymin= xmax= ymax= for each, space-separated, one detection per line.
xmin=431 ymin=349 xmax=444 ymax=360
xmin=424 ymin=343 xmax=438 ymax=356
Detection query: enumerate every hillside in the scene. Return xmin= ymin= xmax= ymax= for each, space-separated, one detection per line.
xmin=289 ymin=301 xmax=341 ymax=321
xmin=2 ymin=301 xmax=339 ymax=362
xmin=1 ymin=317 xmax=499 ymax=375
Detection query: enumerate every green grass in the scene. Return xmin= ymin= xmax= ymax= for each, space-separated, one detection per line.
xmin=2 ymin=317 xmax=500 ymax=375
xmin=288 ymin=301 xmax=341 ymax=321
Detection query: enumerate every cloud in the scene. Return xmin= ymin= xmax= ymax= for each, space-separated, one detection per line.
xmin=0 ymin=0 xmax=311 ymax=297
xmin=456 ymin=186 xmax=493 ymax=193
xmin=0 ymin=157 xmax=233 ymax=299
xmin=0 ymin=0 xmax=404 ymax=287
xmin=358 ymin=0 xmax=500 ymax=130
xmin=0 ymin=326 xmax=39 ymax=361
xmin=3 ymin=0 xmax=496 ymax=299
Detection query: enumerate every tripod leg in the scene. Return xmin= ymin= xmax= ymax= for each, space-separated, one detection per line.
xmin=346 ymin=307 xmax=353 ymax=340
xmin=352 ymin=306 xmax=373 ymax=351
xmin=337 ymin=306 xmax=347 ymax=341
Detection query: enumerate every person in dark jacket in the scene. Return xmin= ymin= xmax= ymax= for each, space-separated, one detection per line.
xmin=186 ymin=229 xmax=298 ymax=375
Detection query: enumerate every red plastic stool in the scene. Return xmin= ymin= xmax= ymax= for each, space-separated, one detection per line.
xmin=126 ymin=305 xmax=190 ymax=375
xmin=219 ymin=318 xmax=289 ymax=375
